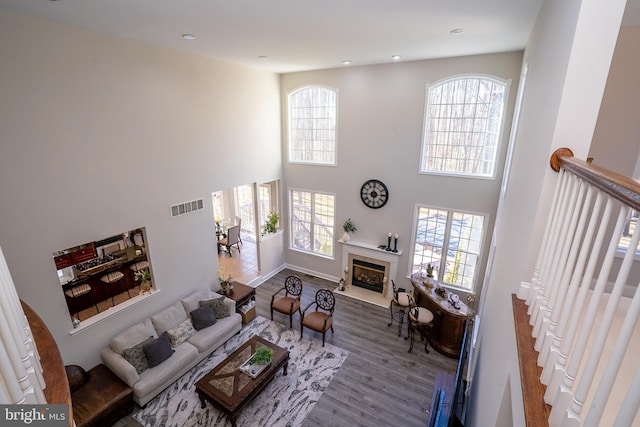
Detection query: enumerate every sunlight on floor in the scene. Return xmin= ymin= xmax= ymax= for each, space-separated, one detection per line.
xmin=218 ymin=236 xmax=259 ymax=285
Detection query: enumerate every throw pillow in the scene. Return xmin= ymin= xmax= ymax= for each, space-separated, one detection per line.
xmin=166 ymin=319 xmax=196 ymax=347
xmin=143 ymin=332 xmax=174 ymax=368
xmin=190 ymin=305 xmax=216 ymax=330
xmin=199 ymin=296 xmax=230 ymax=319
xmin=122 ymin=336 xmax=154 ymax=374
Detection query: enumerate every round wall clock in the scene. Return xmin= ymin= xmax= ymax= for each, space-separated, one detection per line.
xmin=360 ymin=179 xmax=389 ymax=209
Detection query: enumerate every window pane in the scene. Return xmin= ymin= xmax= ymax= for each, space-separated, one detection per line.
xmin=288 ymin=86 xmax=337 ymax=166
xmin=412 ymin=207 xmax=485 ymax=292
xmin=421 ymin=76 xmax=507 ymax=177
xmin=289 ymin=189 xmax=334 ymax=257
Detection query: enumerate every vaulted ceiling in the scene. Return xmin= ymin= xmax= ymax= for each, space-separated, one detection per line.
xmin=1 ymin=0 xmax=638 ymax=73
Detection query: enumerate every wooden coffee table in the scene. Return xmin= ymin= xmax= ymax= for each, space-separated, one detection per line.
xmin=194 ymin=335 xmax=289 ymax=427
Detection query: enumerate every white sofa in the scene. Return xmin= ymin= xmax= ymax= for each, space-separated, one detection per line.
xmin=101 ymin=288 xmax=242 ymax=406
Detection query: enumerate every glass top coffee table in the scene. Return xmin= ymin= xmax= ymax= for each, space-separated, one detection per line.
xmin=195 ymin=335 xmax=289 ymax=427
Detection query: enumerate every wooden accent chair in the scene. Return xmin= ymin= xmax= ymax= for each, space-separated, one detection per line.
xmin=406 ymin=294 xmax=434 ymax=353
xmin=301 ymin=288 xmax=335 ymax=346
xmin=218 ymin=225 xmax=241 ymax=256
xmin=271 ymin=275 xmax=303 ymax=328
xmin=387 ymin=280 xmax=411 ymax=336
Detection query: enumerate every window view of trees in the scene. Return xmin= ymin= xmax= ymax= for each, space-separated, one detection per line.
xmin=412 ymin=206 xmax=485 ymax=292
xmin=420 ymin=76 xmax=508 ymax=178
xmin=290 ymin=189 xmax=335 ymax=257
xmin=288 ymin=85 xmax=337 ymax=165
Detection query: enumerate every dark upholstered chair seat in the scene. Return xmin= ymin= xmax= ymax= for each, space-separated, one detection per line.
xmin=300 ymin=289 xmax=335 ymax=346
xmin=270 ymin=275 xmax=303 ymax=328
xmin=302 ymin=311 xmax=332 ymax=331
xmin=271 ymin=296 xmax=300 ymax=315
xmin=66 ymin=363 xmax=133 ymax=427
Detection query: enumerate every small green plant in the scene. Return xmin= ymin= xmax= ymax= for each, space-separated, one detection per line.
xmin=426 ymin=263 xmax=435 ymax=278
xmin=251 ymin=347 xmax=273 ymax=365
xmin=343 ymin=218 xmax=357 ymax=233
xmin=261 ymin=211 xmax=279 ymax=236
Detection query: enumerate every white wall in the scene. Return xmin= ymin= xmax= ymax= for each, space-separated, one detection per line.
xmin=589 ymin=25 xmax=640 ymax=175
xmin=280 ymin=53 xmax=523 ymax=294
xmin=0 ymin=10 xmax=282 ymax=369
xmin=467 ymin=0 xmax=628 ymax=425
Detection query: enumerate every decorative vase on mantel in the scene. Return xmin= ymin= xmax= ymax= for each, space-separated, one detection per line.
xmin=341 ymin=231 xmax=350 ymax=242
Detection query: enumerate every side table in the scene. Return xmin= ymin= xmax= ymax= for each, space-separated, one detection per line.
xmin=218 ymin=282 xmax=256 ymax=324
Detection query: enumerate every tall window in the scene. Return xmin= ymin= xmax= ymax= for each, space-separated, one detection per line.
xmin=258 ymin=180 xmax=279 ymax=232
xmin=288 ymin=85 xmax=337 ymax=165
xmin=289 ymin=189 xmax=335 ymax=257
xmin=420 ymin=75 xmax=508 ymax=178
xmin=411 ymin=206 xmax=485 ymax=292
xmin=235 ymin=185 xmax=255 ymax=238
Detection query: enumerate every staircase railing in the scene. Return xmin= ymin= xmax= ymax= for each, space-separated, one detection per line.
xmin=522 ymin=148 xmax=640 ymax=427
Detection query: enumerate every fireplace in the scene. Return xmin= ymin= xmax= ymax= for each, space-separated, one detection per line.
xmin=340 ymin=240 xmax=401 ymax=306
xmin=351 ymin=259 xmax=385 ymax=293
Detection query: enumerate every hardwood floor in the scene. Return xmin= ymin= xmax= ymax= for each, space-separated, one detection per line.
xmin=254 ymin=268 xmax=458 ymax=427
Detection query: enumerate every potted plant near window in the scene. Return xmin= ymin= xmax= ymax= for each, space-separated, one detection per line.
xmin=341 ymin=218 xmax=357 ymax=242
xmin=261 ymin=211 xmax=279 ymax=236
xmin=423 ymin=263 xmax=437 ymax=289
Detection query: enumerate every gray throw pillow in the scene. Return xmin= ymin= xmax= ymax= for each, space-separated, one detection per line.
xmin=190 ymin=305 xmax=216 ymax=330
xmin=143 ymin=332 xmax=174 ymax=367
xmin=122 ymin=336 xmax=154 ymax=374
xmin=199 ymin=296 xmax=230 ymax=319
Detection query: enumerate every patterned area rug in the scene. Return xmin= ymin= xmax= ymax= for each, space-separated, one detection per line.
xmin=131 ymin=316 xmax=348 ymax=427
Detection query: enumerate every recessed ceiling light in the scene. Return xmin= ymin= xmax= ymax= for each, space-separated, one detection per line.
xmin=181 ymin=34 xmax=196 ymax=40
xmin=342 ymin=59 xmax=352 ymax=65
xmin=450 ymin=28 xmax=465 ymax=35
xmin=392 ymin=55 xmax=402 ymax=60
xmin=258 ymin=56 xmax=269 ymax=61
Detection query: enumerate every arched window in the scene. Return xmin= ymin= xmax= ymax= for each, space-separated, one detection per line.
xmin=287 ymin=85 xmax=337 ymax=165
xmin=420 ymin=75 xmax=509 ymax=178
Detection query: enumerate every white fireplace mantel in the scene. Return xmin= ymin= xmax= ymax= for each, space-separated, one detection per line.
xmin=339 ymin=240 xmax=401 ymax=306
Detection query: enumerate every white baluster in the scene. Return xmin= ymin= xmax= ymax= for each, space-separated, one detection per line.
xmin=583 ymin=274 xmax=640 ymax=426
xmin=537 ymin=183 xmax=592 ymax=366
xmin=535 ymin=179 xmax=586 ymax=352
xmin=531 ymin=173 xmax=573 ymax=330
xmin=528 ymin=168 xmax=567 ymax=307
xmin=541 ymin=190 xmax=604 ymax=387
xmin=0 ymin=246 xmax=46 ymax=404
xmin=612 ymin=369 xmax=640 ymax=427
xmin=559 ymin=206 xmax=637 ymax=425
xmin=549 ymin=204 xmax=627 ymax=426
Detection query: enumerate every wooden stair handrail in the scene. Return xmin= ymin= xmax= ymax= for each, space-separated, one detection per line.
xmin=22 ymin=301 xmax=73 ymax=427
xmin=551 ymin=147 xmax=640 ymax=210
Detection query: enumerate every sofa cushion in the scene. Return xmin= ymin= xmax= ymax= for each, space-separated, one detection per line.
xmin=122 ymin=337 xmax=154 ymax=374
xmin=151 ymin=302 xmax=188 ymax=335
xmin=187 ymin=313 xmax=241 ymax=353
xmin=190 ymin=305 xmax=216 ymax=330
xmin=200 ymin=296 xmax=230 ymax=319
xmin=180 ymin=288 xmax=212 ymax=314
xmin=143 ymin=332 xmax=174 ymax=367
xmin=166 ymin=319 xmax=196 ymax=347
xmin=133 ymin=343 xmax=198 ymax=398
xmin=110 ymin=319 xmax=157 ymax=355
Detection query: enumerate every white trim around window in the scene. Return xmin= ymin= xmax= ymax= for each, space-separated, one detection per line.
xmin=419 ymin=74 xmax=511 ymax=180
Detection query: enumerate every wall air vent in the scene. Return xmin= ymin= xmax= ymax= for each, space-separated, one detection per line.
xmin=170 ymin=198 xmax=205 ymax=218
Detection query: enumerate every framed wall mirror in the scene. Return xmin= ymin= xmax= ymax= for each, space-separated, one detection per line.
xmin=53 ymin=227 xmax=154 ymax=325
